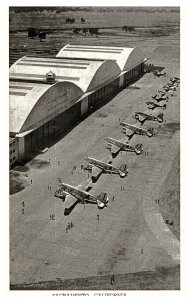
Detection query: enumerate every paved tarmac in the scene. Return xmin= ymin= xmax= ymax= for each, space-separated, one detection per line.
xmin=10 ymin=47 xmax=180 ymax=285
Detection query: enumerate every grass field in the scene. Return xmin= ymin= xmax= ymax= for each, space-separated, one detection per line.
xmin=9 ymin=8 xmax=180 ymax=31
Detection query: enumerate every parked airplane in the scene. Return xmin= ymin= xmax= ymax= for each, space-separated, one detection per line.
xmin=152 ymin=94 xmax=168 ymax=102
xmin=60 ymin=182 xmax=108 ymax=215
xmin=158 ymin=90 xmax=166 ymax=96
xmin=120 ymin=122 xmax=155 ymax=138
xmin=154 ymin=70 xmax=166 ymax=77
xmin=134 ymin=112 xmax=164 ymax=124
xmin=105 ymin=137 xmax=143 ymax=155
xmin=170 ymin=77 xmax=180 ymax=84
xmin=85 ymin=157 xmax=128 ymax=180
xmin=146 ymin=101 xmax=167 ymax=110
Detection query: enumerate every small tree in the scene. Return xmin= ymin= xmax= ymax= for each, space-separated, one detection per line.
xmin=38 ymin=31 xmax=46 ymax=42
xmin=81 ymin=18 xmax=85 ymax=23
xmin=89 ymin=28 xmax=99 ymax=35
xmin=82 ymin=28 xmax=88 ymax=36
xmin=122 ymin=25 xmax=128 ymax=32
xmin=28 ymin=28 xmax=38 ymax=39
xmin=73 ymin=28 xmax=80 ymax=34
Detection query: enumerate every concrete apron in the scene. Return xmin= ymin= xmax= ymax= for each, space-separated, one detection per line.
xmin=142 ymin=130 xmax=180 ymax=263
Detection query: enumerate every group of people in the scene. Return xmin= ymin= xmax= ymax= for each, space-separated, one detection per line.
xmin=66 ymin=221 xmax=74 ymax=233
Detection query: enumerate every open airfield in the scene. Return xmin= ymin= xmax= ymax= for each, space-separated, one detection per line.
xmin=9 ymin=9 xmax=180 ymax=290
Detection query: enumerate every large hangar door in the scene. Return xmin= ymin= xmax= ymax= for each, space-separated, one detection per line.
xmin=24 ymin=134 xmax=32 ymax=156
xmin=54 ymin=102 xmax=81 ymax=138
xmin=81 ymin=97 xmax=88 ymax=116
xmin=105 ymin=78 xmax=119 ymax=98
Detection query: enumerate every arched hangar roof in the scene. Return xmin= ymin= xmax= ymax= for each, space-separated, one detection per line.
xmin=57 ymin=44 xmax=146 ymax=72
xmin=9 ymin=81 xmax=83 ymax=134
xmin=9 ymin=56 xmax=121 ymax=92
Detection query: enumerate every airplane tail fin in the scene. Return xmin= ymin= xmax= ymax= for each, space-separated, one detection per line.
xmin=157 ymin=113 xmax=164 ymax=123
xmin=105 ymin=144 xmax=111 ymax=150
xmin=96 ymin=192 xmax=108 ymax=208
xmin=119 ymin=164 xmax=128 ymax=177
xmin=147 ymin=128 xmax=155 ymax=137
xmin=120 ymin=122 xmax=126 ymax=127
xmin=135 ymin=143 xmax=143 ymax=154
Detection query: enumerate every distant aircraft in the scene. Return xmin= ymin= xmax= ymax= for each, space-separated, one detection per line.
xmin=154 ymin=70 xmax=166 ymax=77
xmin=120 ymin=122 xmax=155 ymax=139
xmin=85 ymin=157 xmax=128 ymax=180
xmin=170 ymin=77 xmax=180 ymax=84
xmin=59 ymin=182 xmax=108 ymax=215
xmin=152 ymin=94 xmax=168 ymax=102
xmin=134 ymin=112 xmax=164 ymax=124
xmin=105 ymin=137 xmax=143 ymax=155
xmin=146 ymin=101 xmax=167 ymax=110
xmin=157 ymin=90 xmax=166 ymax=96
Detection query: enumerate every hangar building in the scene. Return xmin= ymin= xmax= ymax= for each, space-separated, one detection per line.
xmin=9 ymin=45 xmax=146 ymax=164
xmin=57 ymin=44 xmax=146 ymax=86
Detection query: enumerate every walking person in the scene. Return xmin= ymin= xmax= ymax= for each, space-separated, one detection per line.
xmin=97 ymin=214 xmax=99 ymax=221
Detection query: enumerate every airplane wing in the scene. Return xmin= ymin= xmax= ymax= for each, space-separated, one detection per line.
xmin=138 ymin=114 xmax=147 ymax=123
xmin=76 ymin=178 xmax=92 ymax=191
xmin=92 ymin=154 xmax=112 ymax=180
xmin=64 ymin=194 xmax=79 ymax=209
xmin=125 ymin=128 xmax=134 ymax=137
xmin=111 ymin=144 xmax=120 ymax=154
xmin=64 ymin=179 xmax=92 ymax=211
xmin=92 ymin=166 xmax=102 ymax=179
xmin=111 ymin=137 xmax=128 ymax=154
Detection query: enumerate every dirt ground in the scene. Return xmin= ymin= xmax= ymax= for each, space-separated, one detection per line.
xmin=9 ymin=16 xmax=180 ymax=289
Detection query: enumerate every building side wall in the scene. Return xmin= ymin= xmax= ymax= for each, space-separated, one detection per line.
xmin=88 ymin=77 xmax=120 ymax=110
xmin=10 ymin=138 xmax=18 ymax=166
xmin=23 ymin=102 xmax=81 ymax=156
xmin=124 ymin=63 xmax=143 ymax=86
xmin=20 ymin=82 xmax=83 ymax=133
xmin=17 ymin=137 xmax=25 ymax=160
xmin=81 ymin=97 xmax=88 ymax=116
xmin=87 ymin=61 xmax=121 ymax=92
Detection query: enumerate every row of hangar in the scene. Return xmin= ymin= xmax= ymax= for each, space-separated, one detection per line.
xmin=9 ymin=44 xmax=147 ymax=166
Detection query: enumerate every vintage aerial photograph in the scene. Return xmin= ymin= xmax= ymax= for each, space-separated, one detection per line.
xmin=9 ymin=6 xmax=180 ymax=290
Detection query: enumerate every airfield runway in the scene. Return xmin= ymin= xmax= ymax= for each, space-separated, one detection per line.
xmin=10 ymin=44 xmax=180 ymax=287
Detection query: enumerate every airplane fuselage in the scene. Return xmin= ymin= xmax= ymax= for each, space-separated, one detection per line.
xmin=61 ymin=183 xmax=97 ymax=204
xmin=121 ymin=122 xmax=147 ymax=135
xmin=106 ymin=138 xmax=135 ymax=152
xmin=87 ymin=157 xmax=120 ymax=174
xmin=135 ymin=112 xmax=158 ymax=122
